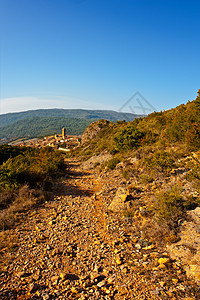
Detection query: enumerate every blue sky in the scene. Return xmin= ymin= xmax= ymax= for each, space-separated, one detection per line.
xmin=0 ymin=0 xmax=199 ymax=115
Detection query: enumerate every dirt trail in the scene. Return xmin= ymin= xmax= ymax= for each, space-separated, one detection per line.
xmin=0 ymin=159 xmax=199 ymax=299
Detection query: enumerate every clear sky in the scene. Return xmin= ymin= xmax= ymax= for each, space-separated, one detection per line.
xmin=0 ymin=0 xmax=199 ymax=115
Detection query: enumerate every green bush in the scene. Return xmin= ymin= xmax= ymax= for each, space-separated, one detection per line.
xmin=144 ymin=150 xmax=175 ymax=175
xmin=153 ymin=186 xmax=184 ymax=229
xmin=0 ymin=147 xmax=65 ymax=190
xmin=141 ymin=130 xmax=158 ymax=145
xmin=0 ymin=147 xmax=65 ymax=230
xmin=0 ymin=145 xmax=28 ymax=165
xmin=114 ymin=124 xmax=144 ymax=151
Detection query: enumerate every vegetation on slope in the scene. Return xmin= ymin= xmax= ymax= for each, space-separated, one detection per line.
xmin=0 ymin=146 xmax=66 ymax=230
xmin=75 ymin=90 xmax=200 ymax=157
xmin=0 ymin=144 xmax=27 ymax=164
xmin=72 ymin=90 xmax=200 ymax=245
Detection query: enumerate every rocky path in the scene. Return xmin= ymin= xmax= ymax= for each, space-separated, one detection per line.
xmin=0 ymin=159 xmax=199 ymax=299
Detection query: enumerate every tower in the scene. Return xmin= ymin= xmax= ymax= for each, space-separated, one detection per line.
xmin=62 ymin=127 xmax=66 ymax=139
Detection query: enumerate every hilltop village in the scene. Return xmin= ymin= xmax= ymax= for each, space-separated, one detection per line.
xmin=8 ymin=127 xmax=80 ymax=151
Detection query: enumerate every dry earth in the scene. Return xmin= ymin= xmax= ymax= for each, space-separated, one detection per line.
xmin=0 ymin=158 xmax=200 ymax=299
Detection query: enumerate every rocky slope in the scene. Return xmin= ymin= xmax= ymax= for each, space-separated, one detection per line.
xmin=167 ymin=207 xmax=200 ymax=285
xmin=0 ymin=157 xmax=200 ymax=299
xmin=81 ymin=120 xmax=110 ymax=144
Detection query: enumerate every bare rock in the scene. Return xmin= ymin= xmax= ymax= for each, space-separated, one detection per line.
xmin=167 ymin=207 xmax=200 ymax=284
xmin=81 ymin=153 xmax=112 ymax=170
xmin=108 ymin=187 xmax=131 ymax=212
xmin=81 ymin=120 xmax=110 ymax=144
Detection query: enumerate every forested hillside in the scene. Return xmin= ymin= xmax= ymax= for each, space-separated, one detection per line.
xmin=0 ymin=108 xmax=140 ymax=128
xmin=0 ymin=117 xmax=93 ymax=139
xmin=0 ymin=108 xmax=143 ymax=141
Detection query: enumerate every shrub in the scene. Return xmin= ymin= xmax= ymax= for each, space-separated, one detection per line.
xmin=109 ymin=147 xmax=119 ymax=155
xmin=114 ymin=124 xmax=145 ymax=151
xmin=0 ymin=147 xmax=66 ymax=230
xmin=153 ymin=186 xmax=184 ymax=229
xmin=107 ymin=158 xmax=121 ymax=170
xmin=143 ymin=150 xmax=175 ymax=175
xmin=185 ymin=123 xmax=200 ymax=151
xmin=0 ymin=145 xmax=27 ymax=165
xmin=0 ymin=147 xmax=65 ymax=190
xmin=183 ymin=194 xmax=200 ymax=210
xmin=186 ymin=161 xmax=200 ymax=192
xmin=141 ymin=130 xmax=158 ymax=145
xmin=122 ymin=167 xmax=136 ymax=179
xmin=139 ymin=174 xmax=154 ymax=184
xmin=143 ymin=186 xmax=187 ymax=245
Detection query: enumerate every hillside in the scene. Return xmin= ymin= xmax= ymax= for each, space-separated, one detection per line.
xmin=68 ymin=90 xmax=200 ymax=286
xmin=0 ymin=109 xmax=143 ymax=141
xmin=75 ymin=89 xmax=200 ymax=156
xmin=0 ymin=117 xmax=93 ymax=139
xmin=0 ymin=108 xmax=142 ymax=128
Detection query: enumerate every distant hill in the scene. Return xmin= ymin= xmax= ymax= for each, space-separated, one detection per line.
xmin=0 ymin=117 xmax=94 ymax=140
xmin=0 ymin=108 xmax=142 ymax=128
xmin=0 ymin=108 xmax=143 ymax=141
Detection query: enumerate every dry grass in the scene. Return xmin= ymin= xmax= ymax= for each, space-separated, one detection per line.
xmin=0 ymin=230 xmax=19 ymax=272
xmin=0 ymin=185 xmax=45 ymax=231
xmin=0 ymin=185 xmax=45 ymax=258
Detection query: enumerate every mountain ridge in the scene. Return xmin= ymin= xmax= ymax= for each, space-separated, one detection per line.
xmin=0 ymin=108 xmax=144 ymax=128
